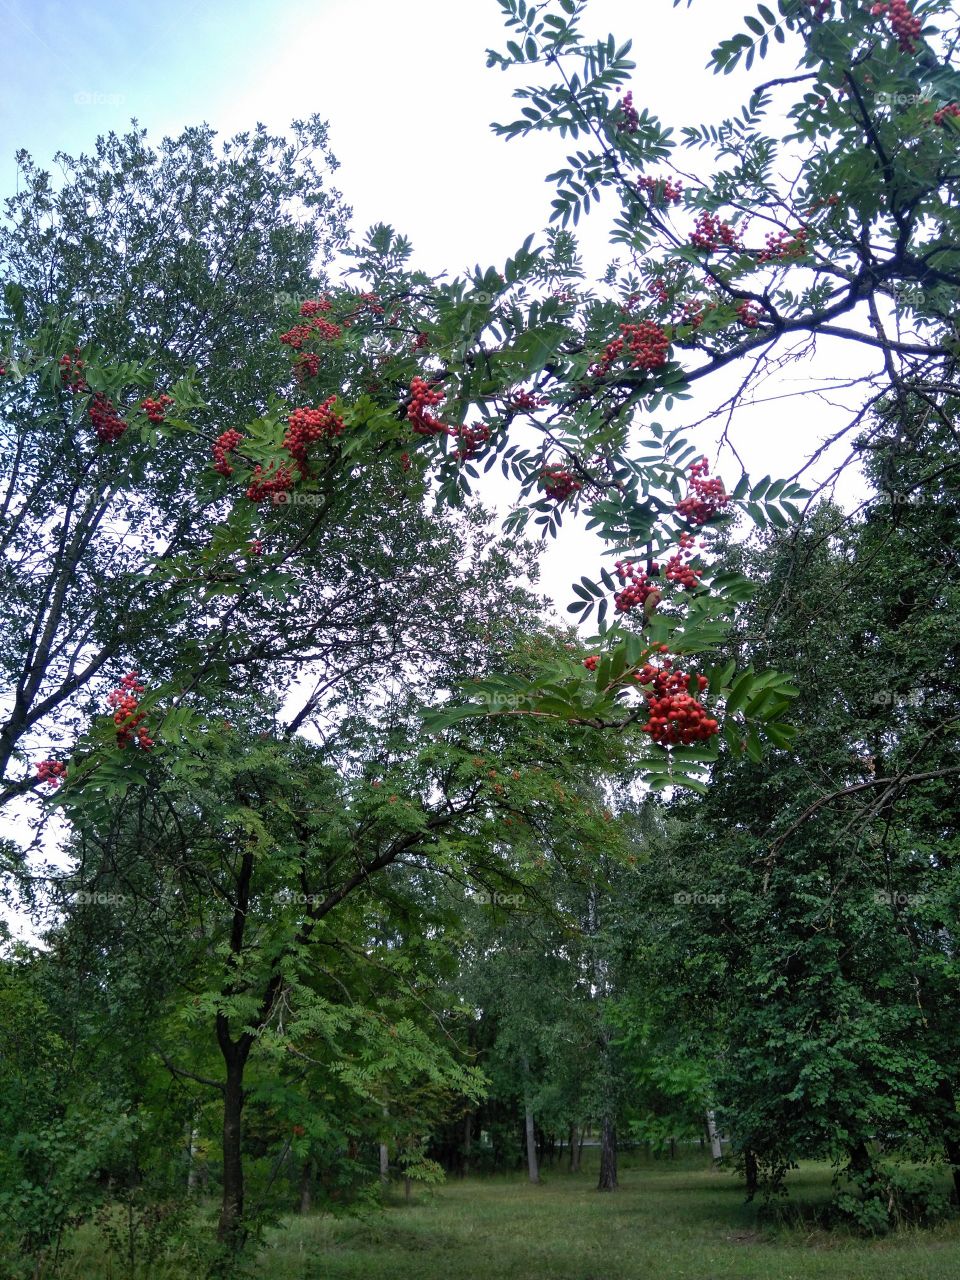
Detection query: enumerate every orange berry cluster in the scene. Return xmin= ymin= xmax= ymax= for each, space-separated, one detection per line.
xmin=107 ymin=672 xmax=153 ymax=751
xmin=89 ymin=393 xmax=127 ymax=443
xmin=407 ymin=377 xmax=448 ymax=436
xmin=613 ymin=559 xmax=661 ymax=613
xmin=737 ymin=301 xmax=762 ymax=328
xmin=690 ymin=212 xmax=743 ymax=252
xmin=591 ymin=322 xmax=670 ymax=377
xmin=636 ymin=660 xmax=718 ymax=746
xmin=280 ymin=298 xmax=338 ymax=351
xmin=59 ymin=348 xmax=88 ymax=392
xmin=36 ymin=759 xmax=67 ymax=788
xmin=140 ymin=393 xmax=174 ymax=424
xmin=453 ymin=423 xmax=491 ymax=461
xmin=638 ymin=174 xmax=683 ymax=205
xmin=293 ymin=352 xmax=321 ymax=381
xmin=212 ymin=429 xmax=244 ymax=477
xmin=664 ymin=532 xmax=703 ymax=589
xmin=757 ymin=228 xmax=809 ymax=263
xmin=539 ymin=466 xmax=581 ymax=501
xmin=283 ymin=397 xmax=345 ymax=468
xmin=583 ymin=655 xmax=600 ymax=671
xmin=676 ymin=456 xmax=730 ymax=525
xmin=934 ymin=103 xmax=960 ymax=126
xmin=870 ymin=1 xmax=921 ymax=53
xmin=508 ymin=389 xmax=549 ymax=412
xmin=246 ymin=462 xmax=295 ymax=503
xmin=280 ymin=317 xmax=342 ymax=348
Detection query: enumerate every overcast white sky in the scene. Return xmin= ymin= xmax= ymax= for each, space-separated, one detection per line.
xmin=1 ymin=1 xmax=880 ymax=577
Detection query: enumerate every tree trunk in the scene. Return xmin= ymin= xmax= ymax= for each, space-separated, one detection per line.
xmin=706 ymin=1110 xmax=723 ymax=1162
xmin=463 ymin=1110 xmax=473 ymax=1178
xmin=569 ymin=1123 xmax=583 ymax=1172
xmin=186 ymin=1125 xmax=200 ymax=1193
xmin=744 ymin=1147 xmax=759 ymax=1199
xmin=597 ymin=1115 xmax=618 ymax=1191
xmin=299 ymin=1159 xmax=313 ymax=1214
xmin=525 ymin=1104 xmax=540 ymax=1184
xmin=217 ymin=1050 xmax=247 ymax=1247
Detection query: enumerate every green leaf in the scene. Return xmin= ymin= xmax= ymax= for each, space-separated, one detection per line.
xmin=725 ymin=670 xmax=755 ymax=717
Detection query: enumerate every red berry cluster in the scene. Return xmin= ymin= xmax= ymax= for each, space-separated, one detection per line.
xmin=139 ymin=393 xmax=174 ymax=424
xmin=107 ymin=672 xmax=153 ymax=751
xmin=89 ymin=394 xmax=127 ymax=443
xmin=618 ymin=91 xmax=640 ymax=133
xmin=283 ymin=397 xmax=345 ymax=468
xmin=737 ymin=300 xmax=762 ymax=328
xmin=212 ymin=429 xmax=244 ymax=477
xmin=411 ymin=332 xmax=430 ymax=352
xmin=453 ymin=422 xmax=491 ymax=461
xmin=299 ymin=298 xmax=332 ymax=316
xmin=407 ymin=377 xmax=448 ymax=436
xmin=757 ymin=228 xmax=809 ymax=263
xmin=508 ymin=389 xmax=549 ymax=412
xmin=871 ymin=1 xmax=922 ymax=53
xmin=280 ymin=313 xmax=342 ymax=349
xmin=690 ymin=212 xmax=743 ymax=252
xmin=637 ymin=661 xmax=718 ymax=746
xmin=539 ymin=466 xmax=582 ymax=502
xmin=613 ymin=559 xmax=661 ymax=613
xmin=664 ymin=532 xmax=703 ymax=589
xmin=648 ymin=278 xmax=670 ymax=306
xmin=638 ymin=174 xmax=683 ymax=205
xmin=249 ymin=539 xmax=264 ymax=556
xmin=357 ymin=291 xmax=384 ymax=315
xmin=293 ymin=352 xmax=321 ymax=381
xmin=59 ymin=348 xmax=89 ymax=392
xmin=682 ymin=300 xmax=706 ymax=330
xmin=591 ymin=322 xmax=670 ymax=376
xmin=583 ymin=655 xmax=600 ymax=671
xmin=805 ymin=0 xmax=831 ymax=16
xmin=35 ymin=759 xmax=67 ymax=788
xmin=676 ymin=456 xmax=730 ymax=525
xmin=934 ymin=102 xmax=960 ymax=126
xmin=246 ymin=462 xmax=295 ymax=503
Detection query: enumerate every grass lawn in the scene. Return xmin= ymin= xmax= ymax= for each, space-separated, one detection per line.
xmin=64 ymin=1151 xmax=960 ymax=1279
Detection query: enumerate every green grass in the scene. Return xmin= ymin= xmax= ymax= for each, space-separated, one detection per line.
xmin=61 ymin=1151 xmax=960 ymax=1279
